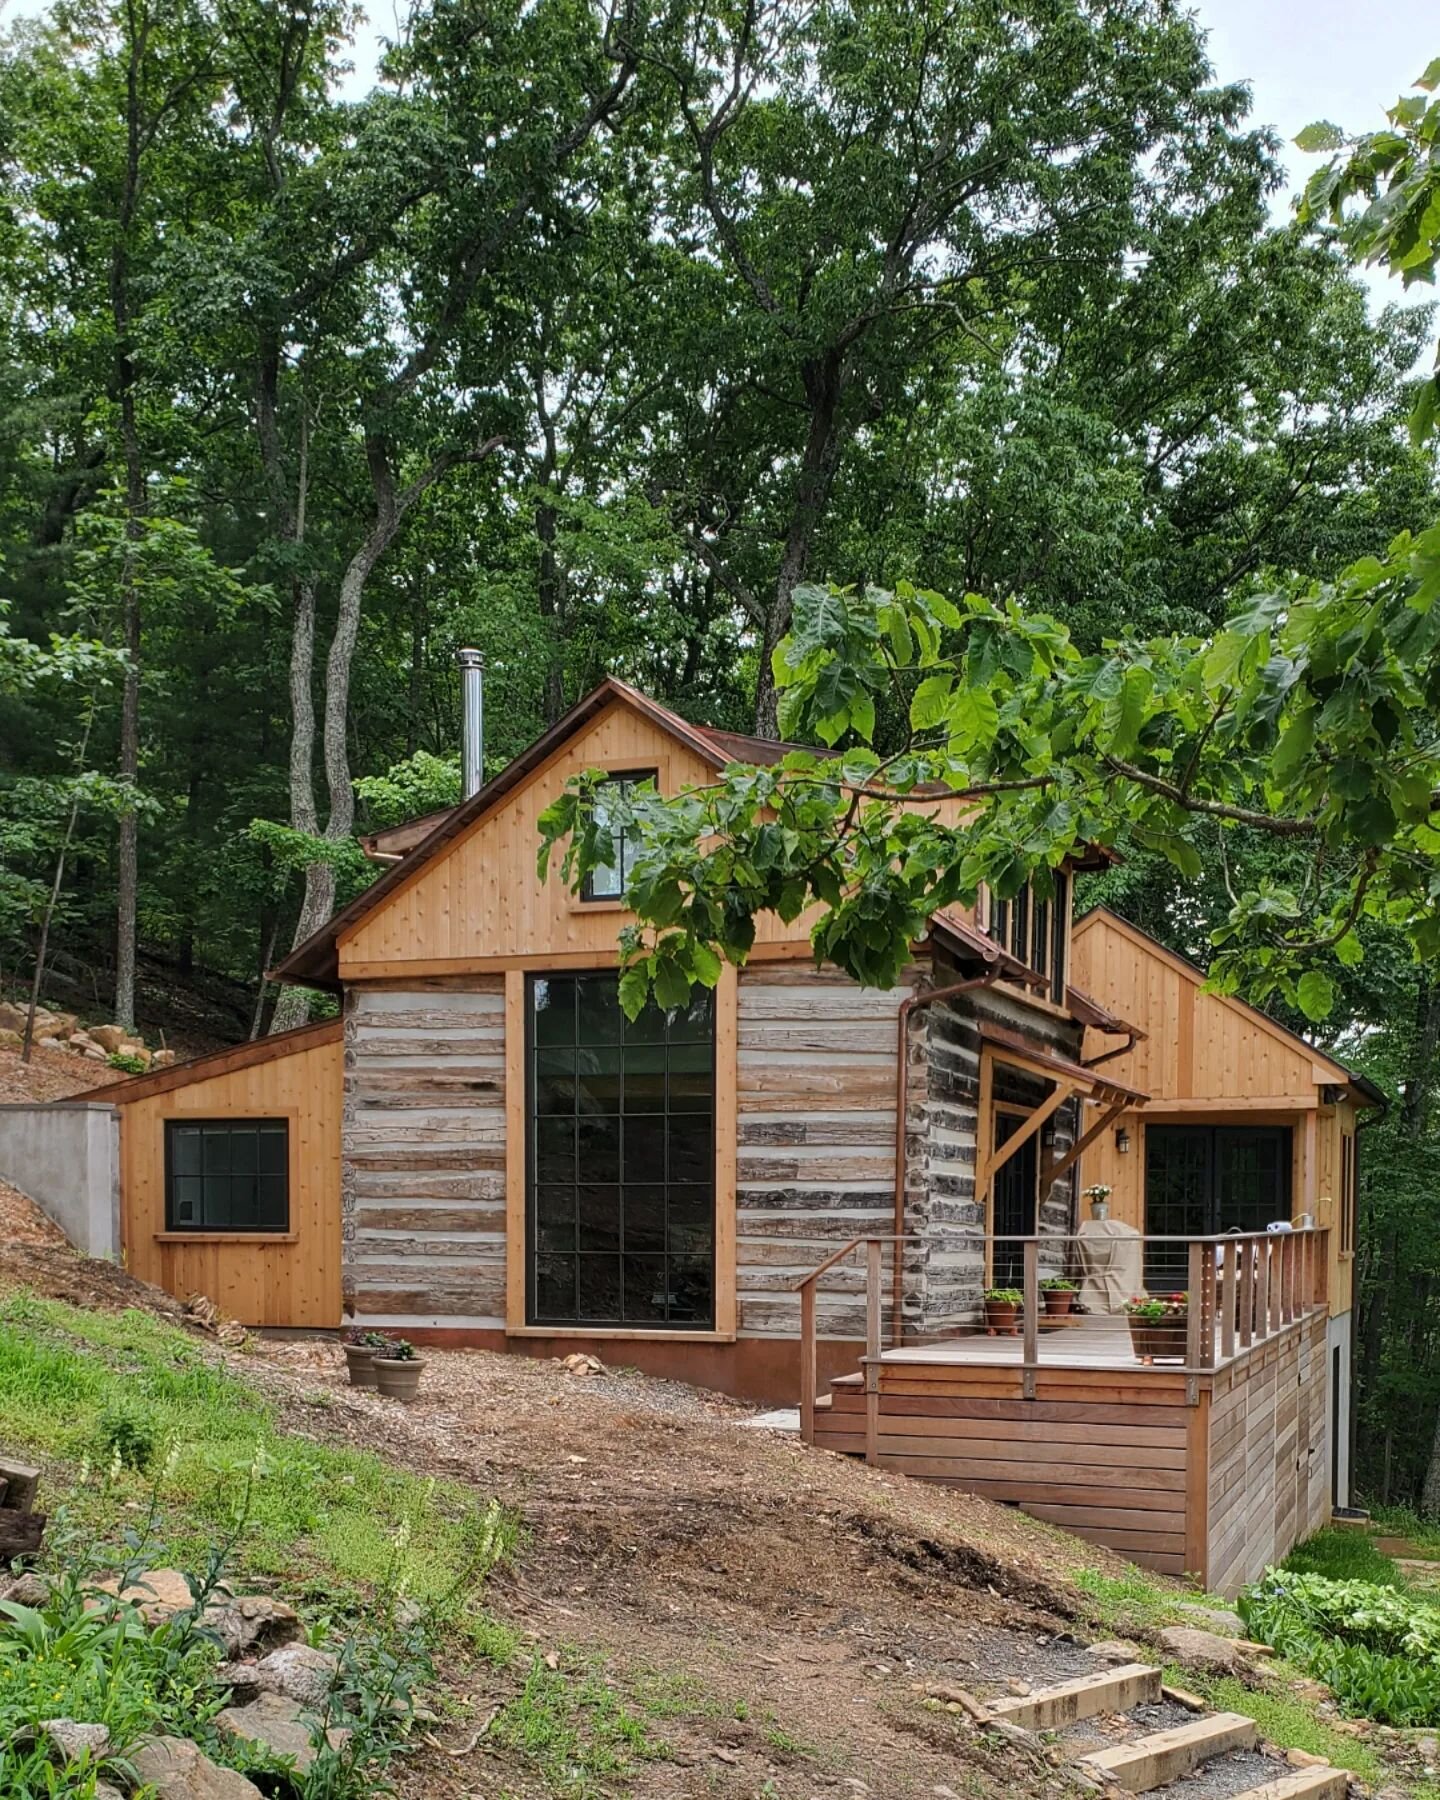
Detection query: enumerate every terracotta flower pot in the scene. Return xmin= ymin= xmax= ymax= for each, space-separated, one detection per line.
xmin=373 ymin=1356 xmax=426 ymax=1401
xmin=343 ymin=1344 xmax=378 ymax=1389
xmin=984 ymin=1301 xmax=1019 ymax=1337
xmin=1042 ymin=1290 xmax=1076 ymax=1318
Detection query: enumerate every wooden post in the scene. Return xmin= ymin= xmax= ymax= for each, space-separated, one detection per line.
xmin=1269 ymin=1237 xmax=1283 ymax=1334
xmin=1255 ymin=1235 xmax=1270 ymax=1342
xmin=799 ymin=1279 xmax=817 ymax=1447
xmin=1186 ymin=1241 xmax=1206 ymax=1369
xmin=1023 ymin=1240 xmax=1039 ymax=1372
xmin=865 ymin=1238 xmax=882 ymax=1467
xmin=1219 ymin=1240 xmax=1236 ymax=1364
xmin=1238 ymin=1238 xmax=1254 ymax=1349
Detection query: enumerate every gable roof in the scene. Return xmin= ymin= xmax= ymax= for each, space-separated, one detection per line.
xmin=1073 ymin=905 xmax=1384 ymax=1107
xmin=82 ymin=1017 xmax=343 ymax=1104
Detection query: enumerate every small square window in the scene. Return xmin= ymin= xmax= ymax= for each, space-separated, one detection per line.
xmin=164 ymin=1120 xmax=290 ymax=1233
xmin=580 ymin=773 xmax=655 ymax=902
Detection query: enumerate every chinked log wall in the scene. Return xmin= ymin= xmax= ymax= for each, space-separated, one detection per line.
xmin=734 ymin=966 xmax=911 ymax=1340
xmin=342 ymin=981 xmax=507 ymax=1326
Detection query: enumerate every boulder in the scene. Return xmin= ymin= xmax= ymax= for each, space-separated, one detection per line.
xmin=96 ymin=1567 xmax=206 ymax=1621
xmin=1086 ymin=1640 xmax=1145 ymax=1663
xmin=0 ymin=1027 xmax=21 ymax=1051
xmin=118 ymin=1040 xmax=152 ymax=1067
xmin=130 ymin=1737 xmax=265 ymax=1799
xmin=153 ymin=1048 xmax=179 ymax=1068
xmin=216 ymin=1694 xmax=348 ymax=1773
xmin=205 ymin=1592 xmax=303 ymax=1658
xmin=40 ymin=1719 xmax=112 ymax=1763
xmin=211 ymin=1662 xmax=263 ymax=1706
xmin=87 ymin=1024 xmax=130 ymax=1054
xmin=1174 ymin=1600 xmax=1246 ymax=1637
xmin=0 ymin=1001 xmax=26 ymax=1033
xmin=36 ymin=1037 xmax=65 ymax=1052
xmin=1156 ymin=1625 xmax=1246 ymax=1675
xmin=253 ymin=1642 xmax=339 ymax=1707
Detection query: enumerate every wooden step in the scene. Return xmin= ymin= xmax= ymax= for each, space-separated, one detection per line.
xmin=1213 ymin=1770 xmax=1347 ymax=1800
xmin=1081 ymin=1712 xmax=1259 ymax=1790
xmin=987 ymin=1663 xmax=1160 ymax=1730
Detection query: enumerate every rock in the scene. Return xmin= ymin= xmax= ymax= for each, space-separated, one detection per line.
xmin=83 ymin=1046 xmax=109 ymax=1060
xmin=0 ymin=1001 xmax=26 ymax=1033
xmin=211 ymin=1662 xmax=263 ymax=1706
xmin=118 ymin=1041 xmax=152 ymax=1068
xmin=217 ymin=1694 xmax=348 ymax=1773
xmin=1286 ymin=1749 xmax=1331 ymax=1769
xmin=36 ymin=1036 xmax=65 ymax=1051
xmin=40 ymin=1719 xmax=111 ymax=1763
xmin=253 ymin=1642 xmax=339 ymax=1707
xmin=1087 ymin=1640 xmax=1144 ymax=1663
xmin=204 ymin=1592 xmax=302 ymax=1658
xmin=1157 ymin=1626 xmax=1246 ymax=1675
xmin=1 ymin=1570 xmax=51 ymax=1605
xmin=87 ymin=1023 xmax=130 ymax=1053
xmin=131 ymin=1737 xmax=265 ymax=1799
xmin=153 ymin=1048 xmax=178 ymax=1068
xmin=94 ymin=1785 xmax=124 ymax=1800
xmin=0 ymin=1027 xmax=21 ymax=1050
xmin=96 ymin=1567 xmax=206 ymax=1621
xmin=1174 ymin=1601 xmax=1246 ymax=1637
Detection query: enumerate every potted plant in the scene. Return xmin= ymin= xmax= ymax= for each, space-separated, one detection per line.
xmin=1124 ymin=1292 xmax=1188 ymax=1362
xmin=983 ymin=1287 xmax=1023 ymax=1335
xmin=1082 ymin=1183 xmax=1113 ymax=1220
xmin=1040 ymin=1276 xmax=1078 ymax=1318
xmin=372 ymin=1336 xmax=427 ymax=1401
xmin=342 ymin=1327 xmax=388 ymax=1389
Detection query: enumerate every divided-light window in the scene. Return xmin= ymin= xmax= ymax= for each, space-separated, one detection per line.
xmin=988 ymin=872 xmax=1069 ymax=1005
xmin=165 ymin=1119 xmax=289 ymax=1232
xmin=580 ymin=770 xmax=655 ymax=901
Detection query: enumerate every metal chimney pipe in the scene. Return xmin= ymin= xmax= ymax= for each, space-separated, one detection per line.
xmin=456 ymin=647 xmax=485 ymax=800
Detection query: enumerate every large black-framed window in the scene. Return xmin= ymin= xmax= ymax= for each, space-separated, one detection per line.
xmin=164 ymin=1119 xmax=289 ymax=1232
xmin=580 ymin=770 xmax=655 ymax=901
xmin=527 ymin=972 xmax=715 ymax=1328
xmin=1144 ymin=1123 xmax=1291 ymax=1287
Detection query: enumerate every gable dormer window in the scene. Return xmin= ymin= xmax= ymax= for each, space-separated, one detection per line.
xmin=581 ymin=770 xmax=655 ymax=902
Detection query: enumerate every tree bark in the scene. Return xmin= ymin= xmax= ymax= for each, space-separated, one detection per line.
xmin=752 ymin=351 xmax=848 ymax=738
xmin=1406 ymin=983 xmax=1440 ymax=1514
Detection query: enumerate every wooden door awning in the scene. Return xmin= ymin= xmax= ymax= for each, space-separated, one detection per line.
xmin=978 ymin=1020 xmax=1148 ymax=1110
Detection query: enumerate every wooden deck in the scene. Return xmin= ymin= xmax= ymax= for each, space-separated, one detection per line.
xmin=813 ymin=1307 xmax=1331 ymax=1591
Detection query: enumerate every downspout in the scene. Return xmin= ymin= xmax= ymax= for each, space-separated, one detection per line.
xmin=1084 ymin=1028 xmax=1140 ymax=1069
xmin=893 ymin=971 xmax=1003 ymax=1347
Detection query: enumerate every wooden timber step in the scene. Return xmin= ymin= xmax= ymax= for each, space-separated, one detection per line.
xmin=986 ymin=1663 xmax=1160 ymax=1730
xmin=1199 ymin=1769 xmax=1347 ymax=1800
xmin=1081 ymin=1713 xmax=1259 ymax=1790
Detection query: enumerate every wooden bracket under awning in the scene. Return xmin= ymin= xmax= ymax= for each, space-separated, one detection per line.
xmin=975 ymin=1020 xmax=1149 ymax=1198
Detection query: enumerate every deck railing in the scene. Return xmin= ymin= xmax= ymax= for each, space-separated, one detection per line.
xmin=792 ymin=1226 xmax=1330 ymax=1452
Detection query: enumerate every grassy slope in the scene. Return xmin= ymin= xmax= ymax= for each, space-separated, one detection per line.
xmin=0 ymin=1290 xmax=1429 ymax=1798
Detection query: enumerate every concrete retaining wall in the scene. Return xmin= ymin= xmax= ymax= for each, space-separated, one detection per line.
xmin=0 ymin=1104 xmax=120 ymax=1258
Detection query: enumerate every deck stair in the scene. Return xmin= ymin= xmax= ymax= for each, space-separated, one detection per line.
xmin=974 ymin=1658 xmax=1346 ymax=1800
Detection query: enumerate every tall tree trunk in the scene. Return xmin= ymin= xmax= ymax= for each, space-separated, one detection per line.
xmin=752 ymin=353 xmax=847 ymax=738
xmin=536 ymin=492 xmax=566 ymax=724
xmin=23 ymin=706 xmax=98 ymax=1063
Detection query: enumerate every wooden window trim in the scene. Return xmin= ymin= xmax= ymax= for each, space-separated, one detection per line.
xmin=162 ymin=1114 xmax=293 ymax=1236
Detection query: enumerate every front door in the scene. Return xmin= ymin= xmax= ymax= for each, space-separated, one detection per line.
xmin=527 ymin=972 xmax=715 ymax=1329
xmin=991 ymin=1112 xmax=1038 ymax=1289
xmin=1143 ymin=1124 xmax=1292 ymax=1290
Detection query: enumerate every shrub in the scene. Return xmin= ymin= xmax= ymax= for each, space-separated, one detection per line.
xmin=105 ymin=1050 xmax=148 ymax=1075
xmin=95 ymin=1405 xmax=158 ymax=1474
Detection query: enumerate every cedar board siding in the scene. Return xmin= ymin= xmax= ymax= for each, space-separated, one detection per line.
xmin=1071 ymin=911 xmax=1360 ymax=1318
xmin=342 ymin=981 xmax=507 ymax=1327
xmin=118 ymin=1030 xmax=343 ymax=1328
xmin=813 ymin=1308 xmax=1330 ymax=1594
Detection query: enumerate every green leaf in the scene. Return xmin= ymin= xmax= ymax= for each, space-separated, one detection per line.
xmin=1295 ymin=120 xmax=1346 ymax=154
xmin=652 ymin=957 xmax=692 ymax=1012
xmin=689 ymin=941 xmax=723 ymax=988
xmin=618 ymin=965 xmax=651 ymax=1022
xmin=910 ymin=673 xmax=954 ymax=732
xmin=1296 ymin=969 xmax=1336 ymax=1022
xmin=1271 ymin=709 xmax=1316 ymax=783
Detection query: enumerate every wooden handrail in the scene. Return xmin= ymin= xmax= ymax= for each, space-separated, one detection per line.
xmin=794 ymin=1233 xmax=923 ymax=1450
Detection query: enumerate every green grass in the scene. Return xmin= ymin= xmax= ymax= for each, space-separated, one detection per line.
xmin=0 ymin=1291 xmax=514 ymax=1614
xmin=1283 ymin=1527 xmax=1407 ymax=1588
xmin=489 ymin=1652 xmax=665 ymax=1798
xmin=1371 ymin=1507 xmax=1440 ymax=1557
xmin=1169 ymin=1666 xmax=1387 ymax=1784
xmin=1072 ymin=1565 xmax=1188 ymax=1631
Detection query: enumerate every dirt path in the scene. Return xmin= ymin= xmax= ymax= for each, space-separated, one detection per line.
xmin=250 ymin=1338 xmax=1161 ymax=1798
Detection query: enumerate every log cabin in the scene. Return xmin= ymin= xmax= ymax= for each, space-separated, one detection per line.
xmin=80 ymin=673 xmax=1380 ymax=1593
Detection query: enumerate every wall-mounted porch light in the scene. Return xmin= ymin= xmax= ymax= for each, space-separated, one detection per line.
xmin=1115 ymin=1126 xmax=1131 ymax=1154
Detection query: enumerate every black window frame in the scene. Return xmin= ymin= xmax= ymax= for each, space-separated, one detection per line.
xmin=163 ymin=1117 xmax=290 ymax=1234
xmin=525 ymin=971 xmax=716 ymax=1330
xmin=579 ymin=769 xmax=656 ymax=902
xmin=1049 ymin=871 xmax=1069 ymax=1005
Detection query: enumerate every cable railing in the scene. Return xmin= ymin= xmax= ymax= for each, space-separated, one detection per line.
xmin=789 ymin=1225 xmax=1330 ymax=1450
